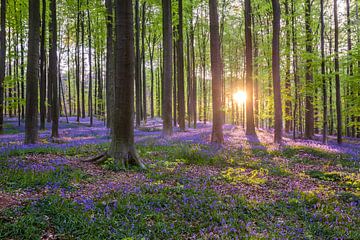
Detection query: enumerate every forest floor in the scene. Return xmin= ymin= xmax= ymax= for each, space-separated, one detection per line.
xmin=0 ymin=117 xmax=359 ymax=239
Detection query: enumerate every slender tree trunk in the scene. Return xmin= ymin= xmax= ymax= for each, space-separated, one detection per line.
xmin=186 ymin=31 xmax=192 ymax=127
xmin=25 ymin=0 xmax=40 ymax=144
xmin=162 ymin=0 xmax=173 ymax=136
xmin=141 ymin=1 xmax=147 ymax=124
xmin=321 ymin=0 xmax=327 ymax=143
xmin=67 ymin=26 xmax=72 ymax=117
xmin=49 ymin=0 xmax=58 ymax=138
xmin=272 ymin=0 xmax=282 ymax=144
xmin=329 ymin=32 xmax=334 ymax=136
xmin=105 ymin=0 xmax=113 ymax=128
xmin=76 ymin=0 xmax=80 ymax=122
xmin=0 ymin=0 xmax=5 ymax=132
xmin=135 ymin=0 xmax=141 ymax=127
xmin=284 ymin=0 xmax=292 ymax=133
xmin=39 ymin=0 xmax=46 ymax=129
xmin=81 ymin=10 xmax=85 ymax=118
xmin=304 ymin=0 xmax=314 ymax=139
xmin=346 ymin=0 xmax=355 ymax=137
xmin=244 ymin=0 xmax=256 ymax=135
xmin=253 ymin=16 xmax=259 ymax=129
xmin=173 ymin=36 xmax=177 ymax=127
xmin=177 ymin=0 xmax=185 ymax=131
xmin=209 ymin=0 xmax=224 ymax=144
xmin=87 ymin=0 xmax=93 ymax=126
xmin=149 ymin=34 xmax=156 ymax=119
xmin=334 ymin=0 xmax=342 ymax=144
xmin=191 ymin=19 xmax=197 ymax=128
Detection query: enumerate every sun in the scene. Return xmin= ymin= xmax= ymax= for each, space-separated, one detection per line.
xmin=233 ymin=91 xmax=247 ymax=105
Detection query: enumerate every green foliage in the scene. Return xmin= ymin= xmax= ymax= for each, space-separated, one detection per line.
xmin=0 ymin=164 xmax=86 ymax=191
xmin=1 ymin=185 xmax=359 ymax=239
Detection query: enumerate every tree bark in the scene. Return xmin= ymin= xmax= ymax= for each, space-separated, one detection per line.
xmin=304 ymin=0 xmax=314 ymax=139
xmin=334 ymin=0 xmax=342 ymax=144
xmin=39 ymin=0 xmax=46 ymax=130
xmin=49 ymin=0 xmax=58 ymax=138
xmin=87 ymin=0 xmax=93 ymax=126
xmin=244 ymin=0 xmax=256 ymax=135
xmin=76 ymin=0 xmax=80 ymax=122
xmin=25 ymin=0 xmax=40 ymax=144
xmin=284 ymin=0 xmax=292 ymax=133
xmin=162 ymin=0 xmax=173 ymax=136
xmin=0 ymin=0 xmax=5 ymax=132
xmin=272 ymin=0 xmax=282 ymax=144
xmin=209 ymin=0 xmax=224 ymax=144
xmin=320 ymin=0 xmax=327 ymax=143
xmin=135 ymin=0 xmax=141 ymax=127
xmin=110 ymin=0 xmax=144 ymax=168
xmin=105 ymin=0 xmax=113 ymax=128
xmin=141 ymin=1 xmax=147 ymax=124
xmin=177 ymin=0 xmax=185 ymax=131
xmin=81 ymin=10 xmax=85 ymax=119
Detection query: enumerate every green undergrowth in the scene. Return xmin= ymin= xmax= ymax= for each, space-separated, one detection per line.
xmin=1 ymin=185 xmax=359 ymax=239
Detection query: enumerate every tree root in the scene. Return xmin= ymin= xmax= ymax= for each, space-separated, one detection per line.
xmin=82 ymin=153 xmax=107 ymax=163
xmin=82 ymin=146 xmax=146 ymax=170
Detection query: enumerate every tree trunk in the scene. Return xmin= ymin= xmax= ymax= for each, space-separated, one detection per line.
xmin=149 ymin=34 xmax=156 ymax=119
xmin=272 ymin=0 xmax=282 ymax=144
xmin=0 ymin=0 xmax=5 ymax=132
xmin=304 ymin=0 xmax=314 ymax=139
xmin=76 ymin=0 xmax=80 ymax=122
xmin=320 ymin=0 xmax=327 ymax=143
xmin=105 ymin=0 xmax=113 ymax=128
xmin=141 ymin=1 xmax=147 ymax=124
xmin=244 ymin=0 xmax=256 ymax=135
xmin=87 ymin=0 xmax=93 ymax=126
xmin=25 ymin=0 xmax=40 ymax=144
xmin=67 ymin=25 xmax=72 ymax=117
xmin=209 ymin=0 xmax=224 ymax=144
xmin=284 ymin=0 xmax=292 ymax=133
xmin=39 ymin=0 xmax=46 ymax=130
xmin=173 ymin=36 xmax=177 ymax=127
xmin=109 ymin=0 xmax=144 ymax=169
xmin=49 ymin=0 xmax=58 ymax=138
xmin=81 ymin=10 xmax=85 ymax=119
xmin=334 ymin=0 xmax=342 ymax=144
xmin=162 ymin=0 xmax=173 ymax=136
xmin=135 ymin=0 xmax=141 ymax=127
xmin=177 ymin=0 xmax=185 ymax=131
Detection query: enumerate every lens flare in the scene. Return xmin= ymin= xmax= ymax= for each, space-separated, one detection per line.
xmin=233 ymin=91 xmax=247 ymax=105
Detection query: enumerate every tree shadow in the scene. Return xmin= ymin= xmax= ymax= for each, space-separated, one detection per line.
xmin=245 ymin=134 xmax=267 ymax=152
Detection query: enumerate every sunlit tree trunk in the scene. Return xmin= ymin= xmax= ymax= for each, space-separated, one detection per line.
xmin=209 ymin=0 xmax=224 ymax=144
xmin=244 ymin=0 xmax=256 ymax=135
